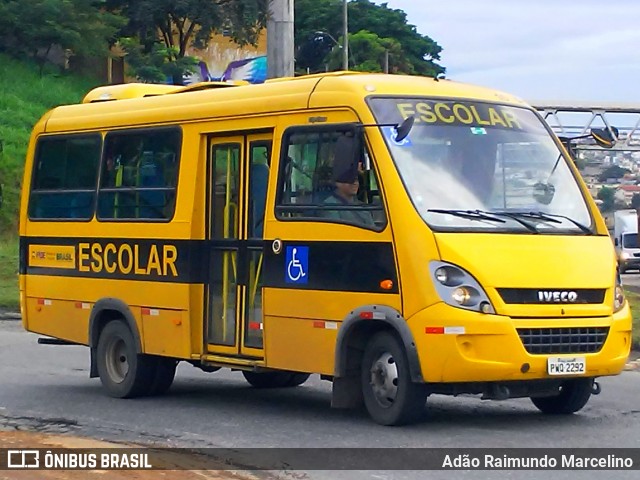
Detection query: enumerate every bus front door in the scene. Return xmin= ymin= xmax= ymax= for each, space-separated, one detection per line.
xmin=206 ymin=134 xmax=272 ymax=360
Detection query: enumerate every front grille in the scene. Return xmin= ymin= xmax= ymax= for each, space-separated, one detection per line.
xmin=517 ymin=327 xmax=609 ymax=354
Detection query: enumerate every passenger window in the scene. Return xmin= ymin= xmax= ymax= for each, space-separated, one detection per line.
xmin=276 ymin=127 xmax=386 ymax=230
xmin=249 ymin=141 xmax=271 ymax=238
xmin=28 ymin=134 xmax=101 ymax=220
xmin=211 ymin=143 xmax=240 ymax=240
xmin=97 ymin=128 xmax=181 ymax=221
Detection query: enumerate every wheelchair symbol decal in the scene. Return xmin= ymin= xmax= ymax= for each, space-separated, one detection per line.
xmin=285 ymin=246 xmax=308 ymax=284
xmin=382 ymin=126 xmax=412 ymax=146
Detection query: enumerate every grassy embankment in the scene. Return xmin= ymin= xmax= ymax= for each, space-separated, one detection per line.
xmin=624 ymin=290 xmax=640 ymax=350
xmin=0 ymin=54 xmax=99 ymax=310
xmin=0 ymin=236 xmax=18 ymax=309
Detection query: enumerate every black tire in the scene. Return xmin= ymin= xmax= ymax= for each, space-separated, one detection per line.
xmin=530 ymin=378 xmax=593 ymax=414
xmin=96 ymin=320 xmax=156 ymax=398
xmin=361 ymin=331 xmax=426 ymax=426
xmin=286 ymin=372 xmax=311 ymax=387
xmin=242 ymin=370 xmax=310 ymax=388
xmin=147 ymin=357 xmax=177 ymax=396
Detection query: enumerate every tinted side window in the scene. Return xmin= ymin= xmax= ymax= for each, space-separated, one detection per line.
xmin=276 ymin=128 xmax=386 ymax=230
xmin=97 ymin=128 xmax=181 ymax=221
xmin=29 ymin=134 xmax=101 ymax=220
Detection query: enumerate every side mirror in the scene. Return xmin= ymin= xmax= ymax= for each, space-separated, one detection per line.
xmin=590 ymin=127 xmax=618 ymax=149
xmin=395 ymin=116 xmax=415 ymax=142
xmin=615 ymin=238 xmax=619 ymax=246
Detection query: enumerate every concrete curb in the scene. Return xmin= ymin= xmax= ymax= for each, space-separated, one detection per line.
xmin=0 ymin=312 xmax=21 ymax=321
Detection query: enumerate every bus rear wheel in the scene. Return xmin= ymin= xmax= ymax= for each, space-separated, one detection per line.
xmin=96 ymin=320 xmax=156 ymax=398
xmin=530 ymin=378 xmax=593 ymax=414
xmin=242 ymin=371 xmax=310 ymax=388
xmin=361 ymin=331 xmax=426 ymax=426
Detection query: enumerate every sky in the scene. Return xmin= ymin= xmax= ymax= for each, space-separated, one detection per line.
xmin=377 ymin=0 xmax=640 ymax=104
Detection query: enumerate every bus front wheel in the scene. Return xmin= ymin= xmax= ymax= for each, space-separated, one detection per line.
xmin=361 ymin=331 xmax=427 ymax=426
xmin=530 ymin=378 xmax=593 ymax=414
xmin=96 ymin=320 xmax=156 ymax=398
xmin=242 ymin=371 xmax=310 ymax=388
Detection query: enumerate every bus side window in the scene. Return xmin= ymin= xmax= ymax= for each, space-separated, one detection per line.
xmin=28 ymin=134 xmax=101 ymax=221
xmin=276 ymin=127 xmax=386 ymax=230
xmin=97 ymin=128 xmax=181 ymax=221
xmin=276 ymin=132 xmax=324 ymax=218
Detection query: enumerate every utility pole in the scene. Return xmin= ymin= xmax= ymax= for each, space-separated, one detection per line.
xmin=267 ymin=0 xmax=294 ymax=79
xmin=384 ymin=50 xmax=389 ymax=73
xmin=342 ymin=0 xmax=349 ymax=70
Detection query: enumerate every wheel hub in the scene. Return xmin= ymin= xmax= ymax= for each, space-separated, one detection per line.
xmin=105 ymin=337 xmax=129 ymax=383
xmin=369 ymin=352 xmax=398 ymax=407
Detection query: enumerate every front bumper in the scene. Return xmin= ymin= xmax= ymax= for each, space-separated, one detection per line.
xmin=620 ymin=257 xmax=640 ymax=271
xmin=410 ymin=302 xmax=632 ymax=383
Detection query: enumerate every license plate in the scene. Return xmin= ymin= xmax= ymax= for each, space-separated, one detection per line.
xmin=547 ymin=357 xmax=586 ymax=376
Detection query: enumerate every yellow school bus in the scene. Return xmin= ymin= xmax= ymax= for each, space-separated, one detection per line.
xmin=19 ymin=72 xmax=632 ymax=425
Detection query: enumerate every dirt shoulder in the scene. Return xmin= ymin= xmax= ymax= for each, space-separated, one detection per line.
xmin=0 ymin=431 xmax=258 ymax=480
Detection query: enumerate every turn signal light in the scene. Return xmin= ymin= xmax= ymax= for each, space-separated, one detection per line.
xmin=380 ymin=279 xmax=394 ymax=290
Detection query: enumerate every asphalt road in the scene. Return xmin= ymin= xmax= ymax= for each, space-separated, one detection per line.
xmin=622 ymin=272 xmax=640 ymax=288
xmin=1 ymin=319 xmax=639 ymax=480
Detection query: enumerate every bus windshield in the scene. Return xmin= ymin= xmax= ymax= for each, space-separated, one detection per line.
xmin=368 ymin=97 xmax=592 ymax=233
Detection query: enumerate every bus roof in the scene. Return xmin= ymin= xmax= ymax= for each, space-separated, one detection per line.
xmin=81 ymin=81 xmax=251 ymax=103
xmin=43 ymin=73 xmax=529 ymax=133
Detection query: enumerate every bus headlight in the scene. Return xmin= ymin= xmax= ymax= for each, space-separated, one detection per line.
xmin=430 ymin=261 xmax=495 ymax=314
xmin=620 ymin=251 xmax=630 ymax=261
xmin=614 ymin=275 xmax=626 ymax=313
xmin=452 ymin=286 xmax=472 ymax=305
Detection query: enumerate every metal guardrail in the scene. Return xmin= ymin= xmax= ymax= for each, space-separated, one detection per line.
xmin=533 ymin=102 xmax=640 ymax=151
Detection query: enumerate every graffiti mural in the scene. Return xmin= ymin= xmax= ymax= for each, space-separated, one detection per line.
xmin=197 ymin=56 xmax=267 ymax=84
xmin=185 ymin=32 xmax=267 ymax=85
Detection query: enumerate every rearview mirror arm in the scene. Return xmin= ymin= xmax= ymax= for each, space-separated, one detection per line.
xmin=359 ymin=115 xmax=415 ymax=142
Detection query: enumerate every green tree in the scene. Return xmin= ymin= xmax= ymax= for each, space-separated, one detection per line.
xmin=295 ymin=0 xmax=443 ymax=76
xmin=598 ymin=165 xmax=630 ymax=182
xmin=597 ymin=186 xmax=616 ymax=212
xmin=325 ymin=30 xmax=412 ymax=74
xmin=0 ymin=0 xmax=123 ymax=75
xmin=107 ymin=0 xmax=268 ymax=84
xmin=117 ymin=38 xmax=198 ymax=84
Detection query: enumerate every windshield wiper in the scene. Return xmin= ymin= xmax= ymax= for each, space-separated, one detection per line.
xmin=476 ymin=210 xmax=539 ymax=233
xmin=428 ymin=209 xmax=541 ymax=233
xmin=520 ymin=211 xmax=592 ymax=234
xmin=492 ymin=211 xmax=592 ymax=234
xmin=427 ymin=209 xmax=506 ymax=224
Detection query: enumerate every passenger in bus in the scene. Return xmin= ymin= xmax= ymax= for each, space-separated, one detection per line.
xmin=119 ymin=138 xmax=145 ymax=187
xmin=320 ymin=162 xmax=375 ymax=227
xmin=138 ymin=151 xmax=166 ymax=218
